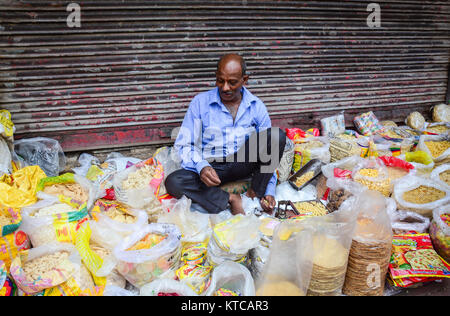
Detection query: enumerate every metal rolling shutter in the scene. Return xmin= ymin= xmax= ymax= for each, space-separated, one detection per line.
xmin=0 ymin=0 xmax=449 ymax=151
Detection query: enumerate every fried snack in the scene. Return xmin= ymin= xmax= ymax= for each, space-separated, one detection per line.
xmin=293 ymin=201 xmax=328 ymax=217
xmin=31 ymin=203 xmax=76 ymax=217
xmin=439 ymin=170 xmax=450 ymax=185
xmin=354 ymin=168 xmax=391 ymax=197
xmin=402 ymin=186 xmax=446 ymax=204
xmin=425 ymin=140 xmax=450 ymax=159
xmin=307 ymin=234 xmax=348 ymax=296
xmin=294 ymin=171 xmax=315 ymax=188
xmin=122 ymin=164 xmax=156 ymax=190
xmin=426 ymin=125 xmax=449 ymax=135
xmin=126 ymin=233 xmax=167 ymax=251
xmin=43 ymin=183 xmax=88 ymax=203
xmin=22 ymin=251 xmax=70 ymax=283
xmin=257 ymin=280 xmax=305 ymax=296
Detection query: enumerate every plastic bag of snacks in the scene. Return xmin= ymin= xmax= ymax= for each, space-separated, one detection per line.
xmin=37 ymin=172 xmax=104 ymax=211
xmin=388 ymin=233 xmax=450 ymax=288
xmin=429 ymin=205 xmax=450 ymax=263
xmin=292 ymin=136 xmax=330 ymax=173
xmin=158 ymin=196 xmax=211 ymax=243
xmin=353 ymin=111 xmax=385 ymax=136
xmin=140 ymin=278 xmax=198 ymax=296
xmin=255 ymin=222 xmax=313 ymax=296
xmin=0 ymin=165 xmax=47 ymax=209
xmin=75 ymin=221 xmax=126 ymax=288
xmin=431 ymin=103 xmax=450 ymax=123
xmin=43 ymin=262 xmax=96 ymax=296
xmin=342 ymin=190 xmax=393 ymax=296
xmin=398 ymin=151 xmax=434 ymax=176
xmin=91 ymin=199 xmax=148 ymax=237
xmin=416 ymin=135 xmax=450 ymax=162
xmin=0 ymin=137 xmax=12 ymax=177
xmin=204 ymin=261 xmax=255 ymax=296
xmin=320 ymin=112 xmax=346 ymax=138
xmin=329 ymin=136 xmax=362 ymax=163
xmin=207 ymin=214 xmax=260 ymax=267
xmin=430 ymin=164 xmax=450 ymax=190
xmin=20 ymin=196 xmax=89 ymax=247
xmin=113 ymin=223 xmax=182 ymax=288
xmin=0 ymin=205 xmax=22 ymax=237
xmin=406 ymin=111 xmax=426 ymax=131
xmin=175 ymin=264 xmax=212 ymax=295
xmin=0 ymin=229 xmax=30 ymax=271
xmin=424 ymin=122 xmax=450 ymax=136
xmin=387 ymin=209 xmax=430 ymax=234
xmin=113 ymin=157 xmax=165 ymax=219
xmin=10 ymin=242 xmax=80 ymax=295
xmin=13 ymin=137 xmax=66 ymax=178
xmin=352 ymin=157 xmax=392 ymax=197
xmin=392 ymin=175 xmax=450 ymax=218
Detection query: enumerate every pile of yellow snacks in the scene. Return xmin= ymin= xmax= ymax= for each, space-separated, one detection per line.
xmin=294 ymin=171 xmax=315 ymax=188
xmin=402 ymin=186 xmax=446 ymax=204
xmin=425 ymin=141 xmax=450 ymax=159
xmin=354 ymin=168 xmax=391 ymax=197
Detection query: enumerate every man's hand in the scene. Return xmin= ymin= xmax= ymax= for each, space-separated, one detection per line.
xmin=260 ymin=195 xmax=276 ymax=213
xmin=200 ymin=166 xmax=221 ymax=187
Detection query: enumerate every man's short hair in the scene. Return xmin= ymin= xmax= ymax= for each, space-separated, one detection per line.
xmin=217 ymin=54 xmax=247 ymax=77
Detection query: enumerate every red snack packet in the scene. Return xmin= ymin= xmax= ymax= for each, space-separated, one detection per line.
xmin=378 ymin=156 xmax=414 ymax=170
xmin=333 ymin=168 xmax=352 ymax=179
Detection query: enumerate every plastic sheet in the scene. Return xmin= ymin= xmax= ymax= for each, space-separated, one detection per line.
xmin=13 ymin=137 xmax=66 ymax=177
xmin=204 ymin=261 xmax=255 ymax=296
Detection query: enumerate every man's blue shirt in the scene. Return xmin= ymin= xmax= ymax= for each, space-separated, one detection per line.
xmin=174 ymin=86 xmax=277 ymax=197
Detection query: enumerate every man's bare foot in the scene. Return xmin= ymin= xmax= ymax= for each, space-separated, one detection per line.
xmin=245 ymin=188 xmax=257 ymax=199
xmin=229 ymin=193 xmax=245 ymax=215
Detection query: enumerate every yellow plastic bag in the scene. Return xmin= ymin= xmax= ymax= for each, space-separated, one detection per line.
xmin=405 ymin=151 xmax=434 ymax=166
xmin=0 ymin=110 xmax=15 ymax=138
xmin=0 ymin=166 xmax=46 ymax=208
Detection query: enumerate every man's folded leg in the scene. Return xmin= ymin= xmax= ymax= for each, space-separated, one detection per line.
xmin=164 ymin=168 xmax=230 ymax=214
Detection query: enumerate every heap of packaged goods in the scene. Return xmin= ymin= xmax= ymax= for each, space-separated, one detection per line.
xmin=1 ymin=103 xmax=450 ymax=297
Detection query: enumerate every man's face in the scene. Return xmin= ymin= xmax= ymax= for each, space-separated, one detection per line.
xmin=216 ymin=59 xmax=248 ymax=104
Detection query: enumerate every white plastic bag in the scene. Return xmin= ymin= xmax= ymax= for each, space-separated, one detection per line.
xmin=103 ymin=285 xmax=137 ymax=296
xmin=392 ymin=175 xmax=450 ymax=217
xmin=255 ymin=223 xmax=313 ymax=296
xmin=158 ymin=196 xmax=211 ymax=243
xmin=276 ymin=137 xmax=295 ymax=182
xmin=72 ymin=153 xmax=100 ymax=177
xmin=113 ymin=223 xmax=182 ymax=288
xmin=416 ymin=134 xmax=450 ymax=162
xmin=153 ymin=146 xmax=181 ymax=180
xmin=430 ymin=164 xmax=450 ymax=190
xmin=0 ymin=137 xmax=12 ymax=176
xmin=204 ymin=261 xmax=255 ymax=296
xmin=397 ymin=153 xmax=434 ymax=177
xmin=13 ymin=137 xmax=66 ymax=177
xmin=387 ymin=209 xmax=430 ymax=234
xmin=140 ymin=278 xmax=198 ymax=296
xmin=320 ymin=112 xmax=346 ymax=138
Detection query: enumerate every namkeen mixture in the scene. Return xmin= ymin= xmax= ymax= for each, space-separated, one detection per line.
xmin=126 ymin=233 xmax=167 ymax=251
xmin=354 ymin=168 xmax=391 ymax=197
xmin=293 ymin=201 xmax=328 ymax=217
xmin=122 ymin=164 xmax=156 ymax=190
xmin=402 ymin=186 xmax=446 ymax=204
xmin=294 ymin=171 xmax=315 ymax=188
xmin=439 ymin=170 xmax=450 ymax=185
xmin=425 ymin=140 xmax=450 ymax=158
xmin=22 ymin=251 xmax=71 ymax=282
xmin=43 ymin=183 xmax=88 ymax=203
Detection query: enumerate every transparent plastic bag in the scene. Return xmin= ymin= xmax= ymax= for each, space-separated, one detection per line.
xmin=430 ymin=164 xmax=450 ymax=190
xmin=398 ymin=152 xmax=434 ymax=177
xmin=153 ymin=146 xmax=181 ymax=181
xmin=204 ymin=261 xmax=255 ymax=296
xmin=432 ymin=103 xmax=450 ymax=123
xmin=388 ymin=209 xmax=430 ymax=234
xmin=13 ymin=137 xmax=66 ymax=177
xmin=72 ymin=153 xmax=100 ymax=177
xmin=429 ymin=204 xmax=450 ymax=263
xmin=112 ymin=158 xmax=164 ymax=213
xmin=255 ymin=223 xmax=313 ymax=296
xmin=352 ymin=157 xmax=392 ymax=197
xmin=276 ymin=137 xmax=295 ymax=182
xmin=320 ymin=112 xmax=346 ymax=138
xmin=416 ymin=135 xmax=450 ymax=162
xmin=10 ymin=242 xmax=81 ymax=294
xmin=406 ymin=111 xmax=426 ymax=130
xmin=292 ymin=136 xmax=330 ymax=173
xmin=140 ymin=278 xmax=198 ymax=296
xmin=0 ymin=137 xmax=12 ymax=176
xmin=207 ymin=214 xmax=261 ymax=267
xmin=158 ymin=196 xmax=211 ymax=243
xmin=342 ymin=190 xmax=393 ymax=296
xmin=20 ymin=197 xmax=89 ymax=247
xmin=103 ymin=285 xmax=137 ymax=296
xmin=113 ymin=223 xmax=182 ymax=288
xmin=392 ymin=175 xmax=450 ymax=218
